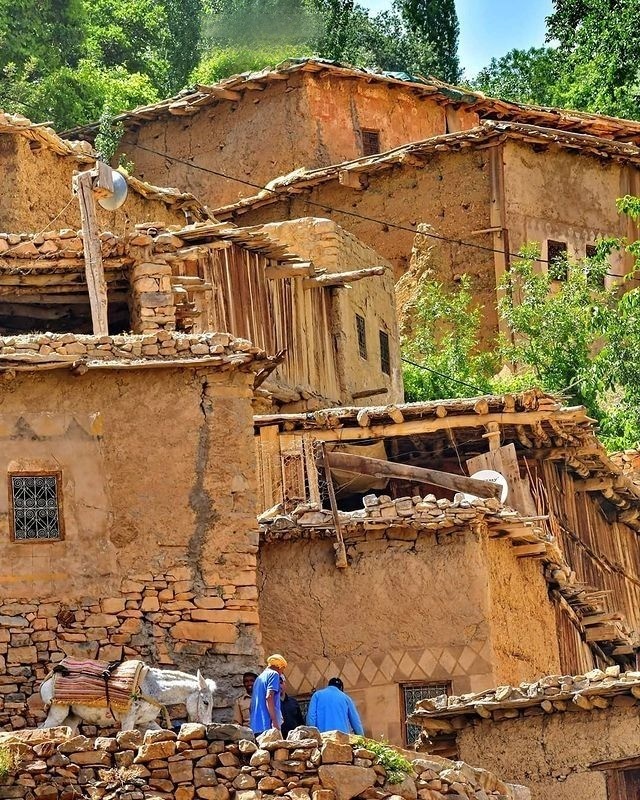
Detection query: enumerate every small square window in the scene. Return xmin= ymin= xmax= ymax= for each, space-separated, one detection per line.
xmin=361 ymin=129 xmax=381 ymax=156
xmin=9 ymin=473 xmax=63 ymax=541
xmin=379 ymin=330 xmax=391 ymax=375
xmin=356 ymin=314 xmax=367 ymax=359
xmin=586 ymin=244 xmax=598 ymax=259
xmin=401 ymin=682 xmax=451 ymax=746
xmin=547 ymin=240 xmax=568 ymax=280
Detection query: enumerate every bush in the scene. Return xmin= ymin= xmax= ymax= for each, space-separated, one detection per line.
xmin=354 ymin=736 xmax=413 ymax=784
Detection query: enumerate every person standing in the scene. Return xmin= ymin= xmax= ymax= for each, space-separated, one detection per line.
xmin=233 ymin=671 xmax=258 ymax=727
xmin=280 ymin=677 xmax=304 ymax=738
xmin=306 ymin=677 xmax=364 ymax=735
xmin=250 ymin=654 xmax=287 ymax=735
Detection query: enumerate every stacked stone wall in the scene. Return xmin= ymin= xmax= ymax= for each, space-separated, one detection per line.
xmin=0 ymin=725 xmax=526 ymax=800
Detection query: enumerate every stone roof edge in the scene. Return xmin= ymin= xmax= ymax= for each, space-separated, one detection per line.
xmin=408 ymin=666 xmax=640 ymax=733
xmin=214 ymin=120 xmax=640 ymax=218
xmin=0 ymin=331 xmax=272 ymax=374
xmin=61 ymin=57 xmax=640 ymax=142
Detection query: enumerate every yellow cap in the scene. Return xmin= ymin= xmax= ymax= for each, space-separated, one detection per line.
xmin=267 ymin=654 xmax=288 ymax=669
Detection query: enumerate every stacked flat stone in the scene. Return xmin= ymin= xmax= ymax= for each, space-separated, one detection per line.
xmin=410 ymin=666 xmax=640 ymax=730
xmin=0 ymin=332 xmax=263 ymax=365
xmin=0 ymin=561 xmax=260 ymax=731
xmin=0 ymin=725 xmax=525 ymax=800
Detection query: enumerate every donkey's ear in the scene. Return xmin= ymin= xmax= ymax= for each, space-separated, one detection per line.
xmin=197 ymin=670 xmax=207 ymax=690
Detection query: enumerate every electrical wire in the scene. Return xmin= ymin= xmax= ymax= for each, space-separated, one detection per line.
xmin=401 ymin=356 xmax=484 ymax=393
xmin=122 ymin=137 xmax=636 ymax=279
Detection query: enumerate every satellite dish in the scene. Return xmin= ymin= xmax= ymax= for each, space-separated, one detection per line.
xmin=98 ymin=169 xmax=128 ymax=211
xmin=462 ymin=469 xmax=509 ymax=504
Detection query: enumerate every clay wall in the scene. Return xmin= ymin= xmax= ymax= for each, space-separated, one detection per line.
xmin=258 ymin=525 xmax=557 ymax=745
xmin=0 ymin=135 xmax=194 ymax=233
xmin=457 ymin=705 xmax=640 ymax=800
xmin=502 ymin=140 xmax=640 ymax=280
xmin=119 ymin=72 xmax=479 ymax=209
xmin=256 ymin=218 xmax=403 ymax=406
xmin=0 ymin=355 xmax=261 ymax=729
xmin=220 ymin=149 xmax=498 ymax=336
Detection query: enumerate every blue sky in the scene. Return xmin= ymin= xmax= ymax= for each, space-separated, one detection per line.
xmin=360 ymin=0 xmax=554 ymax=77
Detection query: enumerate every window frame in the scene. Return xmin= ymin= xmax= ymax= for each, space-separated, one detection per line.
xmin=547 ymin=239 xmax=569 ymax=280
xmin=356 ymin=313 xmax=368 ymax=360
xmin=8 ymin=470 xmax=65 ymax=543
xmin=361 ymin=129 xmax=381 ymax=157
xmin=379 ymin=329 xmax=391 ymax=375
xmin=400 ymin=680 xmax=451 ymax=747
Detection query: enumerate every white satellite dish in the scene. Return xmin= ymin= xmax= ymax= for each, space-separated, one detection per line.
xmin=462 ymin=469 xmax=509 ymax=504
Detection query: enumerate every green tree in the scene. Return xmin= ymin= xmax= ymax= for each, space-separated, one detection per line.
xmin=473 ymin=47 xmax=561 ymax=106
xmin=397 ymin=0 xmax=460 ymax=82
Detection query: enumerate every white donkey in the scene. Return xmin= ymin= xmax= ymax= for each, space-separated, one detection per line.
xmin=40 ymin=663 xmax=217 ymax=732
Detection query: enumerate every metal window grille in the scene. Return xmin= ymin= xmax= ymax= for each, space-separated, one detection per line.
xmin=547 ymin=240 xmax=568 ymax=280
xmin=362 ymin=129 xmax=381 ymax=156
xmin=296 ymin=693 xmax=313 ymax=722
xmin=402 ymin=682 xmax=450 ymax=746
xmin=356 ymin=314 xmax=367 ymax=359
xmin=379 ymin=330 xmax=391 ymax=375
xmin=10 ymin=473 xmax=62 ymax=540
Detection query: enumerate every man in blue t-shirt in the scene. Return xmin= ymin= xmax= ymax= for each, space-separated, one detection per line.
xmin=306 ymin=677 xmax=364 ymax=735
xmin=250 ymin=653 xmax=288 ymax=735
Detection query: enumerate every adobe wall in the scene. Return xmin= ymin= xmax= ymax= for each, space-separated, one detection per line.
xmin=0 ymin=352 xmax=262 ymax=729
xmin=256 ymin=218 xmax=403 ymax=405
xmin=487 ymin=537 xmax=561 ymax=685
xmin=221 ymin=149 xmax=497 ymax=335
xmin=258 ymin=525 xmax=556 ymax=744
xmin=502 ymin=140 xmax=640 ymax=279
xmin=457 ymin=705 xmax=640 ymax=800
xmin=119 ymin=73 xmax=480 ymax=209
xmin=0 ymin=135 xmax=193 ymax=233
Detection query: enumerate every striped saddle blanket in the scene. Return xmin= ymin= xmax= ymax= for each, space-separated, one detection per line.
xmin=50 ymin=658 xmax=145 ymax=713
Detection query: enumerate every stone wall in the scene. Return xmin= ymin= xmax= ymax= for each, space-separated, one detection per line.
xmin=258 ymin=521 xmax=560 ymax=745
xmin=0 ymin=724 xmax=526 ymax=800
xmin=0 ymin=335 xmax=265 ymax=728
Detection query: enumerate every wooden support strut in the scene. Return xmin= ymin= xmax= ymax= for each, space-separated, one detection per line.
xmin=72 ymin=164 xmax=112 ymax=336
xmin=302 ymin=266 xmax=389 ymax=289
xmin=322 ymin=450 xmax=503 ymax=499
xmin=321 ymin=445 xmax=348 ymax=569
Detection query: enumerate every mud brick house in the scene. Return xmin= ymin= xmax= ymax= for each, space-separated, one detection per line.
xmin=216 ymin=121 xmax=640 ymax=338
xmin=66 ymin=58 xmax=640 ymax=210
xmin=254 ymin=391 xmax=640 ymax=744
xmin=411 ymin=669 xmax=640 ymax=800
xmin=0 ymin=216 xmax=400 ymax=410
xmin=0 ymin=112 xmax=210 ymax=233
xmin=0 ymin=331 xmax=270 ymax=730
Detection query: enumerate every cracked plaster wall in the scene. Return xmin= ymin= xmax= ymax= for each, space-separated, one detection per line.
xmin=0 ymin=365 xmax=262 ymax=728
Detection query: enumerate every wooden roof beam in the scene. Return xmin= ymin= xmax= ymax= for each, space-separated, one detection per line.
xmin=302 ymin=266 xmax=388 ymax=289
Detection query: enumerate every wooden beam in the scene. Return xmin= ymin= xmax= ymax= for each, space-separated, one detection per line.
xmin=73 ymin=168 xmax=108 ymax=335
xmin=302 ymin=267 xmax=388 ymax=289
xmin=351 ymin=387 xmax=388 ymax=400
xmin=322 ymin=450 xmax=503 ymax=499
xmin=265 ymin=262 xmax=314 ymax=280
xmin=322 ymin=445 xmax=348 ymax=569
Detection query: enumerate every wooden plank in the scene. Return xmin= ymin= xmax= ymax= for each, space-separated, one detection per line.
xmin=323 ymin=450 xmax=503 ymax=499
xmin=302 ymin=266 xmax=388 ymax=289
xmin=322 ymin=445 xmax=348 ymax=569
xmin=73 ymin=170 xmax=108 ymax=335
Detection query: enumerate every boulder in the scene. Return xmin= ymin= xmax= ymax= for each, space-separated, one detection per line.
xmin=178 ymin=723 xmax=206 ymax=741
xmin=207 ymin=724 xmax=255 ymax=743
xmin=257 ymin=728 xmax=284 ymax=748
xmin=321 ymin=741 xmax=353 ymax=764
xmin=318 ymin=765 xmax=377 ymax=800
xmin=287 ymin=726 xmax=322 ymax=744
xmin=383 ymin=776 xmax=417 ymax=800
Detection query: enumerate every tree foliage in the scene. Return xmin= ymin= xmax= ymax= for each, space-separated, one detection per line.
xmin=402 ymin=201 xmax=640 ymax=451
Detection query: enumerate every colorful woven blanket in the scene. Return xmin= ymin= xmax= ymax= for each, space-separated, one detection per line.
xmin=50 ymin=658 xmax=145 ymax=712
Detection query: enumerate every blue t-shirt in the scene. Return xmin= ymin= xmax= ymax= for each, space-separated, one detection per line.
xmin=249 ymin=667 xmax=282 ymax=734
xmin=306 ymin=685 xmax=364 ymax=735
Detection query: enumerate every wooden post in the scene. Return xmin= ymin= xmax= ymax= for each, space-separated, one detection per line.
xmin=322 ymin=444 xmax=348 ymax=569
xmin=73 ymin=164 xmax=113 ymax=335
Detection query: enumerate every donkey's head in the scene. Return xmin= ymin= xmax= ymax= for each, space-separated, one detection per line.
xmin=185 ymin=670 xmax=217 ymax=724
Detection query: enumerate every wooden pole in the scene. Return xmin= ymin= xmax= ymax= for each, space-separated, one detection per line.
xmin=302 ymin=266 xmax=388 ymax=289
xmin=323 ymin=450 xmax=503 ymax=500
xmin=322 ymin=444 xmax=348 ymax=569
xmin=73 ymin=166 xmax=111 ymax=335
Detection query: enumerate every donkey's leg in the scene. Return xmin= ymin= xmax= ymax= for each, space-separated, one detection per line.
xmin=41 ymin=704 xmax=70 ymax=728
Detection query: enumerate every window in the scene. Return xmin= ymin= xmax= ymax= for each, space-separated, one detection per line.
xmin=361 ymin=129 xmax=381 ymax=156
xmin=296 ymin=693 xmax=313 ymax=722
xmin=547 ymin=240 xmax=568 ymax=280
xmin=356 ymin=314 xmax=367 ymax=359
xmin=607 ymin=767 xmax=640 ymax=798
xmin=401 ymin=682 xmax=450 ymax=746
xmin=586 ymin=244 xmax=598 ymax=259
xmin=379 ymin=330 xmax=391 ymax=375
xmin=9 ymin=473 xmax=63 ymax=541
